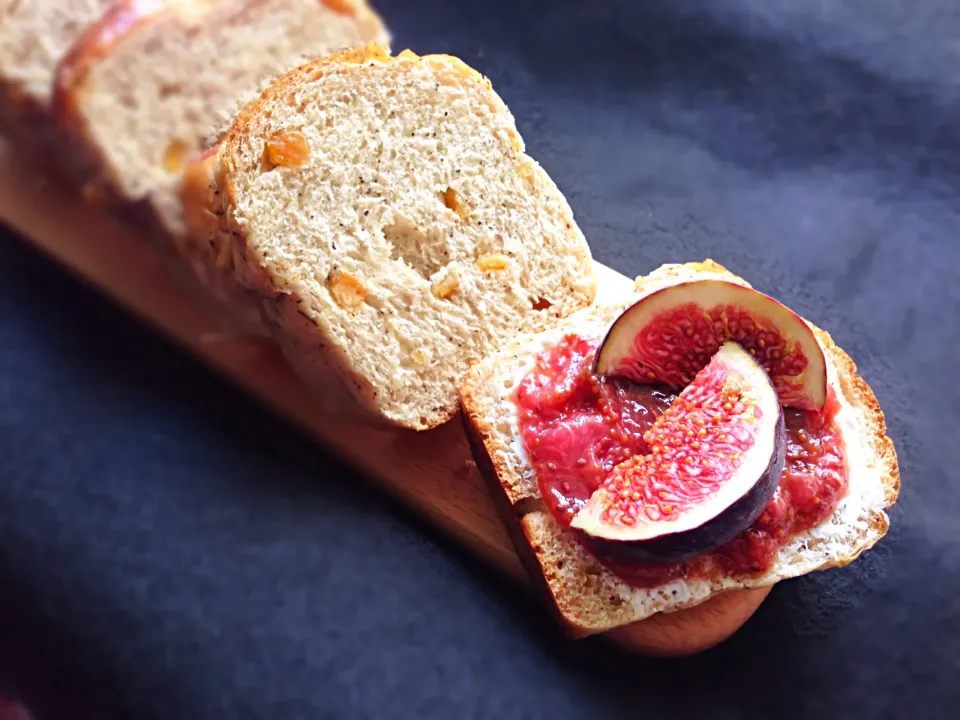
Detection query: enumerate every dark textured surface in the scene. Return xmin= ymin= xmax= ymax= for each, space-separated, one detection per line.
xmin=0 ymin=0 xmax=957 ymax=718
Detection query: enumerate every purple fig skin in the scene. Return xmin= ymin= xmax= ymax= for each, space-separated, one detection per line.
xmin=580 ymin=406 xmax=786 ymax=565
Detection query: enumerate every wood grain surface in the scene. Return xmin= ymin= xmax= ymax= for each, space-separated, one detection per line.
xmin=0 ymin=142 xmax=770 ymax=656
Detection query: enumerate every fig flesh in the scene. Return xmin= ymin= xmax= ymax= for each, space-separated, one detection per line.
xmin=571 ymin=342 xmax=786 ymax=563
xmin=596 ymin=279 xmax=827 ymax=410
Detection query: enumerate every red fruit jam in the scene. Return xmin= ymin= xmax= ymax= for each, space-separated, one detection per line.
xmin=514 ymin=333 xmax=847 ymax=588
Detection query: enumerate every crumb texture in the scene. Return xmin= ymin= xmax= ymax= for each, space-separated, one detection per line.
xmin=211 ymin=48 xmax=596 ymax=429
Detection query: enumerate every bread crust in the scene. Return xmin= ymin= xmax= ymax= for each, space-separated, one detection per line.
xmin=459 ymin=260 xmax=900 ymax=637
xmin=816 ymin=329 xmax=900 ymax=507
xmin=175 ymin=143 xmax=272 ymax=335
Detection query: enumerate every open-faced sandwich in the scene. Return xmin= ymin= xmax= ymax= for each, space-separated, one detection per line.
xmin=460 ymin=259 xmax=899 ymax=636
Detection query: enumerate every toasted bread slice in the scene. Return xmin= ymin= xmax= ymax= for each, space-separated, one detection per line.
xmin=459 ymin=260 xmax=899 ymax=637
xmin=179 ymin=44 xmax=597 ymax=430
xmin=0 ymin=0 xmax=114 ymax=154
xmin=53 ymin=0 xmax=388 ymax=232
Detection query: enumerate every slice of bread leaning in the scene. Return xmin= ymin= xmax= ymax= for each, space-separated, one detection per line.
xmin=0 ymin=0 xmax=114 ymax=153
xmin=460 ymin=259 xmax=900 ymax=637
xmin=178 ymin=44 xmax=597 ymax=430
xmin=53 ymin=0 xmax=389 ymax=233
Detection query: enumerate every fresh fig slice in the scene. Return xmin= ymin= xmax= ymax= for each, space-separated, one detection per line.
xmin=570 ymin=342 xmax=786 ymax=563
xmin=596 ymin=279 xmax=827 ymax=410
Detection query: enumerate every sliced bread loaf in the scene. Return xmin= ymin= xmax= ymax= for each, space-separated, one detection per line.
xmin=0 ymin=0 xmax=114 ymax=151
xmin=179 ymin=44 xmax=597 ymax=429
xmin=459 ymin=260 xmax=899 ymax=637
xmin=53 ymin=0 xmax=389 ymax=233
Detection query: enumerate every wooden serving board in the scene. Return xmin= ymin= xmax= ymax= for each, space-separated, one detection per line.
xmin=0 ymin=143 xmax=769 ymax=656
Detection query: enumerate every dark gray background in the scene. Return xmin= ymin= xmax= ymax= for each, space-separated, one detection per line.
xmin=1 ymin=0 xmax=957 ymax=718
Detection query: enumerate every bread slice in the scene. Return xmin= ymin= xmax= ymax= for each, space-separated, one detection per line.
xmin=179 ymin=44 xmax=597 ymax=430
xmin=53 ymin=0 xmax=389 ymax=233
xmin=0 ymin=0 xmax=114 ymax=153
xmin=460 ymin=259 xmax=900 ymax=637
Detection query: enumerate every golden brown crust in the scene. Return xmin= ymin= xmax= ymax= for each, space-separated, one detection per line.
xmin=460 ymin=259 xmax=901 ymax=640
xmin=179 ymin=146 xmax=222 ymax=246
xmin=458 ymin=363 xmax=530 ymax=506
xmin=320 ymin=0 xmax=359 ymax=13
xmin=217 ymin=42 xmax=388 ymax=159
xmin=176 ymin=141 xmax=271 ymax=334
xmin=219 ymin=43 xmax=495 ymax=173
xmin=179 ymin=145 xmax=232 ymax=271
xmin=815 ymin=328 xmax=900 ymax=508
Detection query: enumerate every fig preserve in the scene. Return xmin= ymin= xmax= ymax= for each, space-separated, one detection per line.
xmin=514 ymin=333 xmax=848 ymax=588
